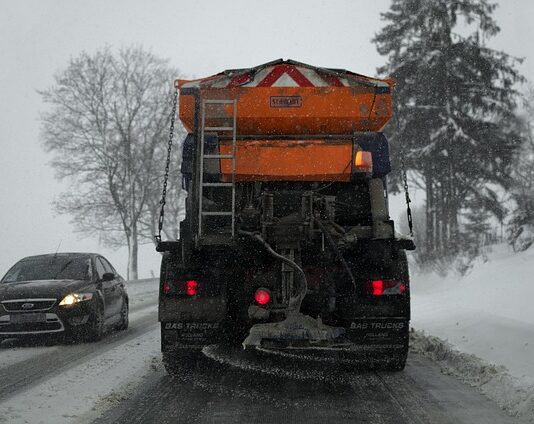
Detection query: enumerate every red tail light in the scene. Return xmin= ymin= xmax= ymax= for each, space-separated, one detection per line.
xmin=372 ymin=280 xmax=384 ymax=295
xmin=368 ymin=279 xmax=406 ymax=296
xmin=162 ymin=281 xmax=172 ymax=294
xmin=185 ymin=280 xmax=198 ymax=296
xmin=254 ymin=288 xmax=271 ymax=306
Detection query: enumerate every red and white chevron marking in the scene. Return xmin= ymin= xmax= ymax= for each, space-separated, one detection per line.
xmin=214 ymin=64 xmax=345 ymax=88
xmin=180 ymin=62 xmax=389 ymax=89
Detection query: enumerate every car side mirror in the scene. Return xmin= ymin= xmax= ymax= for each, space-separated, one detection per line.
xmin=102 ymin=272 xmax=115 ymax=282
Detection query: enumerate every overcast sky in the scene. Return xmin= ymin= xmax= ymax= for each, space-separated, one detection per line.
xmin=1 ymin=0 xmax=532 ymax=278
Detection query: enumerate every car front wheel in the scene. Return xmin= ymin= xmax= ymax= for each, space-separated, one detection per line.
xmin=86 ymin=302 xmax=104 ymax=342
xmin=116 ymin=298 xmax=129 ymax=331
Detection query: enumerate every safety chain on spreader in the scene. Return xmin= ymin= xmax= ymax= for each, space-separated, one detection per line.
xmin=400 ymin=150 xmax=414 ymax=238
xmin=155 ymin=88 xmax=179 ymax=244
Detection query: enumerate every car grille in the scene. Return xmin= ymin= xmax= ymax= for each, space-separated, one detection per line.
xmin=1 ymin=299 xmax=57 ymax=312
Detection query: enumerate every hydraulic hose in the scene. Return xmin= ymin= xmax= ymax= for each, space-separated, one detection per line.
xmin=238 ymin=230 xmax=308 ymax=312
xmin=313 ymin=217 xmax=357 ymax=292
xmin=328 ymin=219 xmax=346 ymax=235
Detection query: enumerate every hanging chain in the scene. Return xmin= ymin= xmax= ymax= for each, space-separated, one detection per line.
xmin=394 ymin=109 xmax=414 ymax=238
xmin=155 ymin=88 xmax=179 ymax=244
xmin=400 ymin=150 xmax=414 ymax=238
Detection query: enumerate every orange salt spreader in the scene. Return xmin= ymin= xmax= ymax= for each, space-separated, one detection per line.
xmin=176 ymin=59 xmax=394 ymax=182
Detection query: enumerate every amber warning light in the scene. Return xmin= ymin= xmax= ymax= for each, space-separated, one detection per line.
xmin=354 ymin=151 xmax=373 ymax=173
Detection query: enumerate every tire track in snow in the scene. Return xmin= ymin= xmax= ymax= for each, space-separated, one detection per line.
xmin=94 ymin=348 xmax=526 ymax=424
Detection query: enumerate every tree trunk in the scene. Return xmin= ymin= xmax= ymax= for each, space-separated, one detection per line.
xmin=436 ymin=181 xmax=443 ymax=255
xmin=127 ymin=221 xmax=139 ymax=280
xmin=440 ymin=179 xmax=447 ymax=253
xmin=450 ymin=162 xmax=459 ymax=246
xmin=425 ymin=168 xmax=435 ymax=260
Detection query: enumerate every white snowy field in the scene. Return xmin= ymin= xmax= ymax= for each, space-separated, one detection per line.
xmin=410 ymin=244 xmax=534 ymax=418
xmin=411 ymin=243 xmax=534 ymax=382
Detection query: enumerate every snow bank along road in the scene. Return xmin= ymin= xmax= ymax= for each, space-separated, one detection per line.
xmin=0 ymin=279 xmax=529 ymax=424
xmin=411 ymin=244 xmax=534 ymax=418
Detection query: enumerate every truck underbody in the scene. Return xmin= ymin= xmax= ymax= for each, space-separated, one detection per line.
xmin=159 ymin=177 xmax=412 ymax=372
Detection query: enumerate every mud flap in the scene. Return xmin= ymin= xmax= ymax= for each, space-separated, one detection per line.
xmin=343 ymin=317 xmax=409 ymax=354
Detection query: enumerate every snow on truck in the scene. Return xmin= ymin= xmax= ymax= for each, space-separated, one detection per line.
xmin=155 ymin=59 xmax=415 ymax=373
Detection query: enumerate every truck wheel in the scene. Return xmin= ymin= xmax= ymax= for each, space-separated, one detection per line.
xmin=162 ymin=350 xmax=200 ymax=376
xmin=393 ymin=250 xmax=410 ymax=365
xmin=383 ymin=352 xmax=407 ymax=371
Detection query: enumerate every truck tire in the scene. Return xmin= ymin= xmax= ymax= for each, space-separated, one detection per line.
xmin=384 ymin=352 xmax=407 ymax=371
xmin=162 ymin=349 xmax=200 ymax=376
xmin=384 ymin=250 xmax=410 ymax=371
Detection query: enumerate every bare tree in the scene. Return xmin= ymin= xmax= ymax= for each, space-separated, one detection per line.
xmin=41 ymin=46 xmax=181 ymax=279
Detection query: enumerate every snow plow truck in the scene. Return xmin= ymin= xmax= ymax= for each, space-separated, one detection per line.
xmin=156 ymin=59 xmax=415 ymax=373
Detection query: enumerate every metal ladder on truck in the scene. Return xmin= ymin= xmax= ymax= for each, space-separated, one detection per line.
xmin=197 ymin=99 xmax=237 ymax=244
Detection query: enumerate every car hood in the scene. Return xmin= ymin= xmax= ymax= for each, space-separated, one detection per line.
xmin=0 ymin=279 xmax=93 ymax=301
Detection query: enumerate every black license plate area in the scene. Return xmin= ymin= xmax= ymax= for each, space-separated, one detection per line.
xmin=11 ymin=313 xmax=47 ymax=323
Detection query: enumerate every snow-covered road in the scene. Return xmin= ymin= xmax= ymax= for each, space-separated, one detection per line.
xmin=0 ymin=277 xmax=530 ymax=423
xmin=93 ymin=345 xmax=525 ymax=424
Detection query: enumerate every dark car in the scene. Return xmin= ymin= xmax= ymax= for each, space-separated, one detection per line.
xmin=0 ymin=253 xmax=128 ymax=342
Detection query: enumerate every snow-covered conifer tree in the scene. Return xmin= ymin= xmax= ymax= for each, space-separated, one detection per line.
xmin=374 ymin=0 xmax=523 ymax=262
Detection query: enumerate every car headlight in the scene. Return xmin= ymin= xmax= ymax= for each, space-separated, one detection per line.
xmin=59 ymin=293 xmax=93 ymax=306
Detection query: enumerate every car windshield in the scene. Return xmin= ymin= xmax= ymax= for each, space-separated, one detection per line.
xmin=1 ymin=256 xmax=91 ymax=283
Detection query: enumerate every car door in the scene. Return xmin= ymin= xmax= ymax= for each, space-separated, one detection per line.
xmin=101 ymin=257 xmax=124 ymax=317
xmin=95 ymin=257 xmax=117 ymax=319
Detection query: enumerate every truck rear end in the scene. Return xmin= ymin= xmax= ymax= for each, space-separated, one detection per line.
xmin=157 ymin=59 xmax=414 ymax=373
